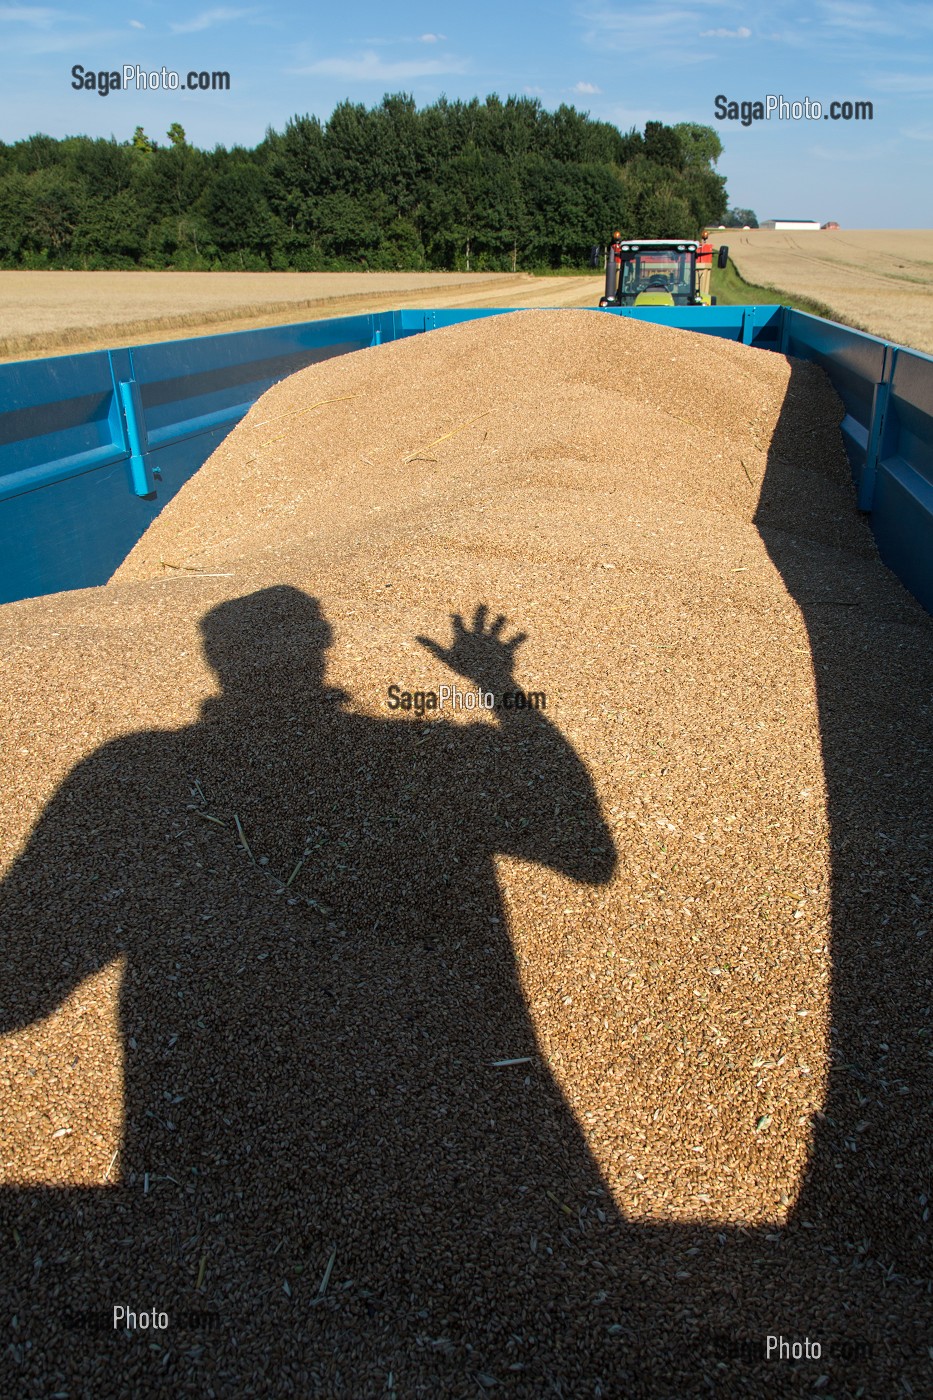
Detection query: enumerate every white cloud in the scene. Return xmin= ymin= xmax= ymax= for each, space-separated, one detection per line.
xmin=816 ymin=0 xmax=933 ymax=38
xmin=359 ymin=33 xmax=447 ymax=46
xmin=816 ymin=1 xmax=899 ymax=35
xmin=581 ymin=5 xmax=719 ymax=64
xmin=170 ymin=7 xmax=254 ymax=34
xmin=523 ymin=84 xmax=544 ymax=95
xmin=0 ymin=6 xmax=63 ymax=25
xmin=0 ymin=12 xmax=128 ymax=52
xmin=869 ymin=71 xmax=933 ymax=93
xmin=297 ymin=49 xmax=467 ymax=80
xmin=699 ymin=25 xmax=751 ymax=37
xmin=129 ymin=18 xmax=144 ymax=28
xmin=803 ymin=138 xmax=899 ymax=163
xmin=573 ymin=80 xmax=601 ymax=94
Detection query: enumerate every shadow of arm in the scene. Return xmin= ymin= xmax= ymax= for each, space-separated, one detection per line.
xmin=0 ymin=756 xmax=122 ymax=1034
xmin=472 ymin=707 xmax=617 ymax=885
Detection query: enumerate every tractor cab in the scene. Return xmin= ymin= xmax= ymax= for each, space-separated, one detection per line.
xmin=599 ymin=239 xmax=704 ymax=308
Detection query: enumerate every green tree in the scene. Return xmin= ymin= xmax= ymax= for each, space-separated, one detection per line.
xmin=0 ymin=98 xmax=732 ymax=271
xmin=62 ymin=136 xmax=133 ymax=202
xmin=261 ymin=114 xmax=327 ymax=241
xmin=427 ymin=145 xmax=493 ymax=270
xmin=521 ymin=158 xmax=622 ymax=267
xmin=11 ymin=134 xmax=63 ymax=174
xmin=73 ymin=190 xmax=147 ymax=265
xmin=323 ymin=101 xmax=373 ymax=196
xmin=617 ymin=126 xmax=644 ymax=163
xmin=638 ymin=185 xmax=694 ymax=239
xmin=681 ymin=166 xmax=728 ymax=232
xmin=643 ymin=122 xmax=684 ymax=170
xmin=0 ymin=172 xmax=32 ymax=261
xmin=673 ymin=123 xmax=723 ymax=169
xmin=204 ymin=163 xmax=274 ymax=265
xmin=26 ymin=168 xmax=79 ymax=258
xmin=146 ymin=211 xmax=214 ymax=268
xmin=314 ymin=189 xmax=382 ymax=264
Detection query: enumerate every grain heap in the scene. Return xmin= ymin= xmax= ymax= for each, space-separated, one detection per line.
xmin=2 ymin=310 xmax=931 ymax=1397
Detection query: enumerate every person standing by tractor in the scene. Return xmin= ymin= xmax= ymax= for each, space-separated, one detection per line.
xmin=600 ymin=230 xmax=624 ymax=301
xmin=696 ymin=231 xmax=714 ymax=303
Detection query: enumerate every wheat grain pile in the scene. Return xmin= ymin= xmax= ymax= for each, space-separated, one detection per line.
xmin=2 ymin=310 xmax=930 ymax=1397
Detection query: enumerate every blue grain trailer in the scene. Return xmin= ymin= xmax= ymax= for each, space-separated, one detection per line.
xmin=0 ymin=304 xmax=930 ymax=612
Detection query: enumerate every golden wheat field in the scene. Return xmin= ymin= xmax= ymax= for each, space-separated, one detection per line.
xmin=711 ymin=228 xmax=933 ymax=354
xmin=6 ymin=233 xmax=930 ymax=362
xmin=0 ymin=269 xmax=604 ymax=362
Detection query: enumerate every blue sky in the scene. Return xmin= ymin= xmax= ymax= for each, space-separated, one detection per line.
xmin=1 ymin=1 xmax=931 ymax=226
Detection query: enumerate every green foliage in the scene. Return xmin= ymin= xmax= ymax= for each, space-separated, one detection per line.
xmin=26 ymin=168 xmax=80 ymax=256
xmin=643 ymin=121 xmax=683 ymax=170
xmin=673 ymin=123 xmax=723 ymax=169
xmin=73 ymin=190 xmax=148 ymax=264
xmin=724 ymin=207 xmax=758 ymax=228
xmin=0 ymin=105 xmax=728 ymax=271
xmin=710 ymin=256 xmax=838 ymax=319
xmin=0 ymin=171 xmax=32 ymax=260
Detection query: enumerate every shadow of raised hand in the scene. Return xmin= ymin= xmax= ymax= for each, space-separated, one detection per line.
xmin=416 ymin=604 xmax=528 ymax=694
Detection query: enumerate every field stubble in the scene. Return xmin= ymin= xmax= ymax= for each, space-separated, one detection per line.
xmin=0 ymin=269 xmax=603 ymax=361
xmin=711 ymin=228 xmax=933 ymax=353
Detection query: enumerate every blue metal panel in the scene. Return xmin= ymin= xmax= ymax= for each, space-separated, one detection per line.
xmin=1 ymin=302 xmax=932 ymax=614
xmin=0 ymin=454 xmax=168 ymax=601
xmin=398 ymin=308 xmax=536 ymax=334
xmin=0 ymin=316 xmax=380 ymax=604
xmin=872 ymin=346 xmax=933 ymax=612
xmin=0 ymin=350 xmax=129 ymax=503
xmin=128 ymin=316 xmax=375 ymax=450
xmin=599 ymin=303 xmax=785 ymax=349
xmin=395 ymin=305 xmax=785 ymax=350
xmin=117 ymin=377 xmax=155 ymax=498
xmin=779 ymin=310 xmax=890 ymax=508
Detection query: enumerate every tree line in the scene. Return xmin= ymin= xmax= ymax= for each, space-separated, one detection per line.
xmin=0 ymin=96 xmax=729 ymax=272
xmin=723 ymin=207 xmax=758 ymax=228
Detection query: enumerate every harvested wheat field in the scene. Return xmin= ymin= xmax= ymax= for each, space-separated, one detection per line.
xmin=0 ymin=269 xmax=602 ymax=362
xmin=1 ymin=310 xmax=931 ymax=1398
xmin=712 ymin=228 xmax=933 ymax=355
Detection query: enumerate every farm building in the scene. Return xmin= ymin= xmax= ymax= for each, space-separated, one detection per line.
xmin=760 ymin=219 xmax=822 ymax=231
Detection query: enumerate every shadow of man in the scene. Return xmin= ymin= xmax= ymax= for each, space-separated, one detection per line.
xmin=749 ymin=359 xmax=933 ymax=1365
xmin=8 ymin=419 xmax=927 ymax=1398
xmin=2 ymin=587 xmax=639 ymax=1396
